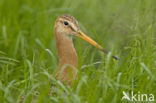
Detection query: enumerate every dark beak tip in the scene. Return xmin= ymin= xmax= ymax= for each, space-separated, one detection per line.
xmin=102 ymin=48 xmax=118 ymax=60
xmin=112 ymin=56 xmax=118 ymax=60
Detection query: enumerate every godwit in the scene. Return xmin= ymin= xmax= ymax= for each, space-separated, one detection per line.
xmin=54 ymin=14 xmax=118 ymax=85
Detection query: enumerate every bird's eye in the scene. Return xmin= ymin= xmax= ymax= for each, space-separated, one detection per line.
xmin=64 ymin=21 xmax=69 ymax=25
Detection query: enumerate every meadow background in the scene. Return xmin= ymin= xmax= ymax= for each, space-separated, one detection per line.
xmin=0 ymin=0 xmax=156 ymax=103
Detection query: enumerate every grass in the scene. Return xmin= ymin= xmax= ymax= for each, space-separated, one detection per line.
xmin=0 ymin=0 xmax=156 ymax=103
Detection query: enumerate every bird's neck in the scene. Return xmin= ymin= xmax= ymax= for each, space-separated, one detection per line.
xmin=54 ymin=32 xmax=78 ymax=68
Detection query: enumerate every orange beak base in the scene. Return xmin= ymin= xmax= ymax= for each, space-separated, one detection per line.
xmin=77 ymin=30 xmax=118 ymax=60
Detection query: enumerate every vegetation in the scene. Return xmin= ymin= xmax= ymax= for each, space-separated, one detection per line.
xmin=0 ymin=0 xmax=156 ymax=102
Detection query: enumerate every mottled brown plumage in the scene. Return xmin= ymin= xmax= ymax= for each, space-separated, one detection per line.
xmin=54 ymin=14 xmax=118 ymax=85
xmin=54 ymin=15 xmax=79 ymax=85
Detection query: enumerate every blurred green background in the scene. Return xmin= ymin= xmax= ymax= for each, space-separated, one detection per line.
xmin=0 ymin=0 xmax=156 ymax=103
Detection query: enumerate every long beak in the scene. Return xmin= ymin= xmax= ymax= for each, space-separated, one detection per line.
xmin=77 ymin=30 xmax=118 ymax=60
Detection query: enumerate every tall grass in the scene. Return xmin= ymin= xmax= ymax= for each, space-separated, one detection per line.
xmin=0 ymin=0 xmax=156 ymax=102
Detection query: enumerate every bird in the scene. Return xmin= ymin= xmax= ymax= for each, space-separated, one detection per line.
xmin=54 ymin=14 xmax=118 ymax=85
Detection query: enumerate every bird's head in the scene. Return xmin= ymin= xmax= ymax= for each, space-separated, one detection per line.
xmin=54 ymin=14 xmax=80 ymax=37
xmin=54 ymin=14 xmax=118 ymax=60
